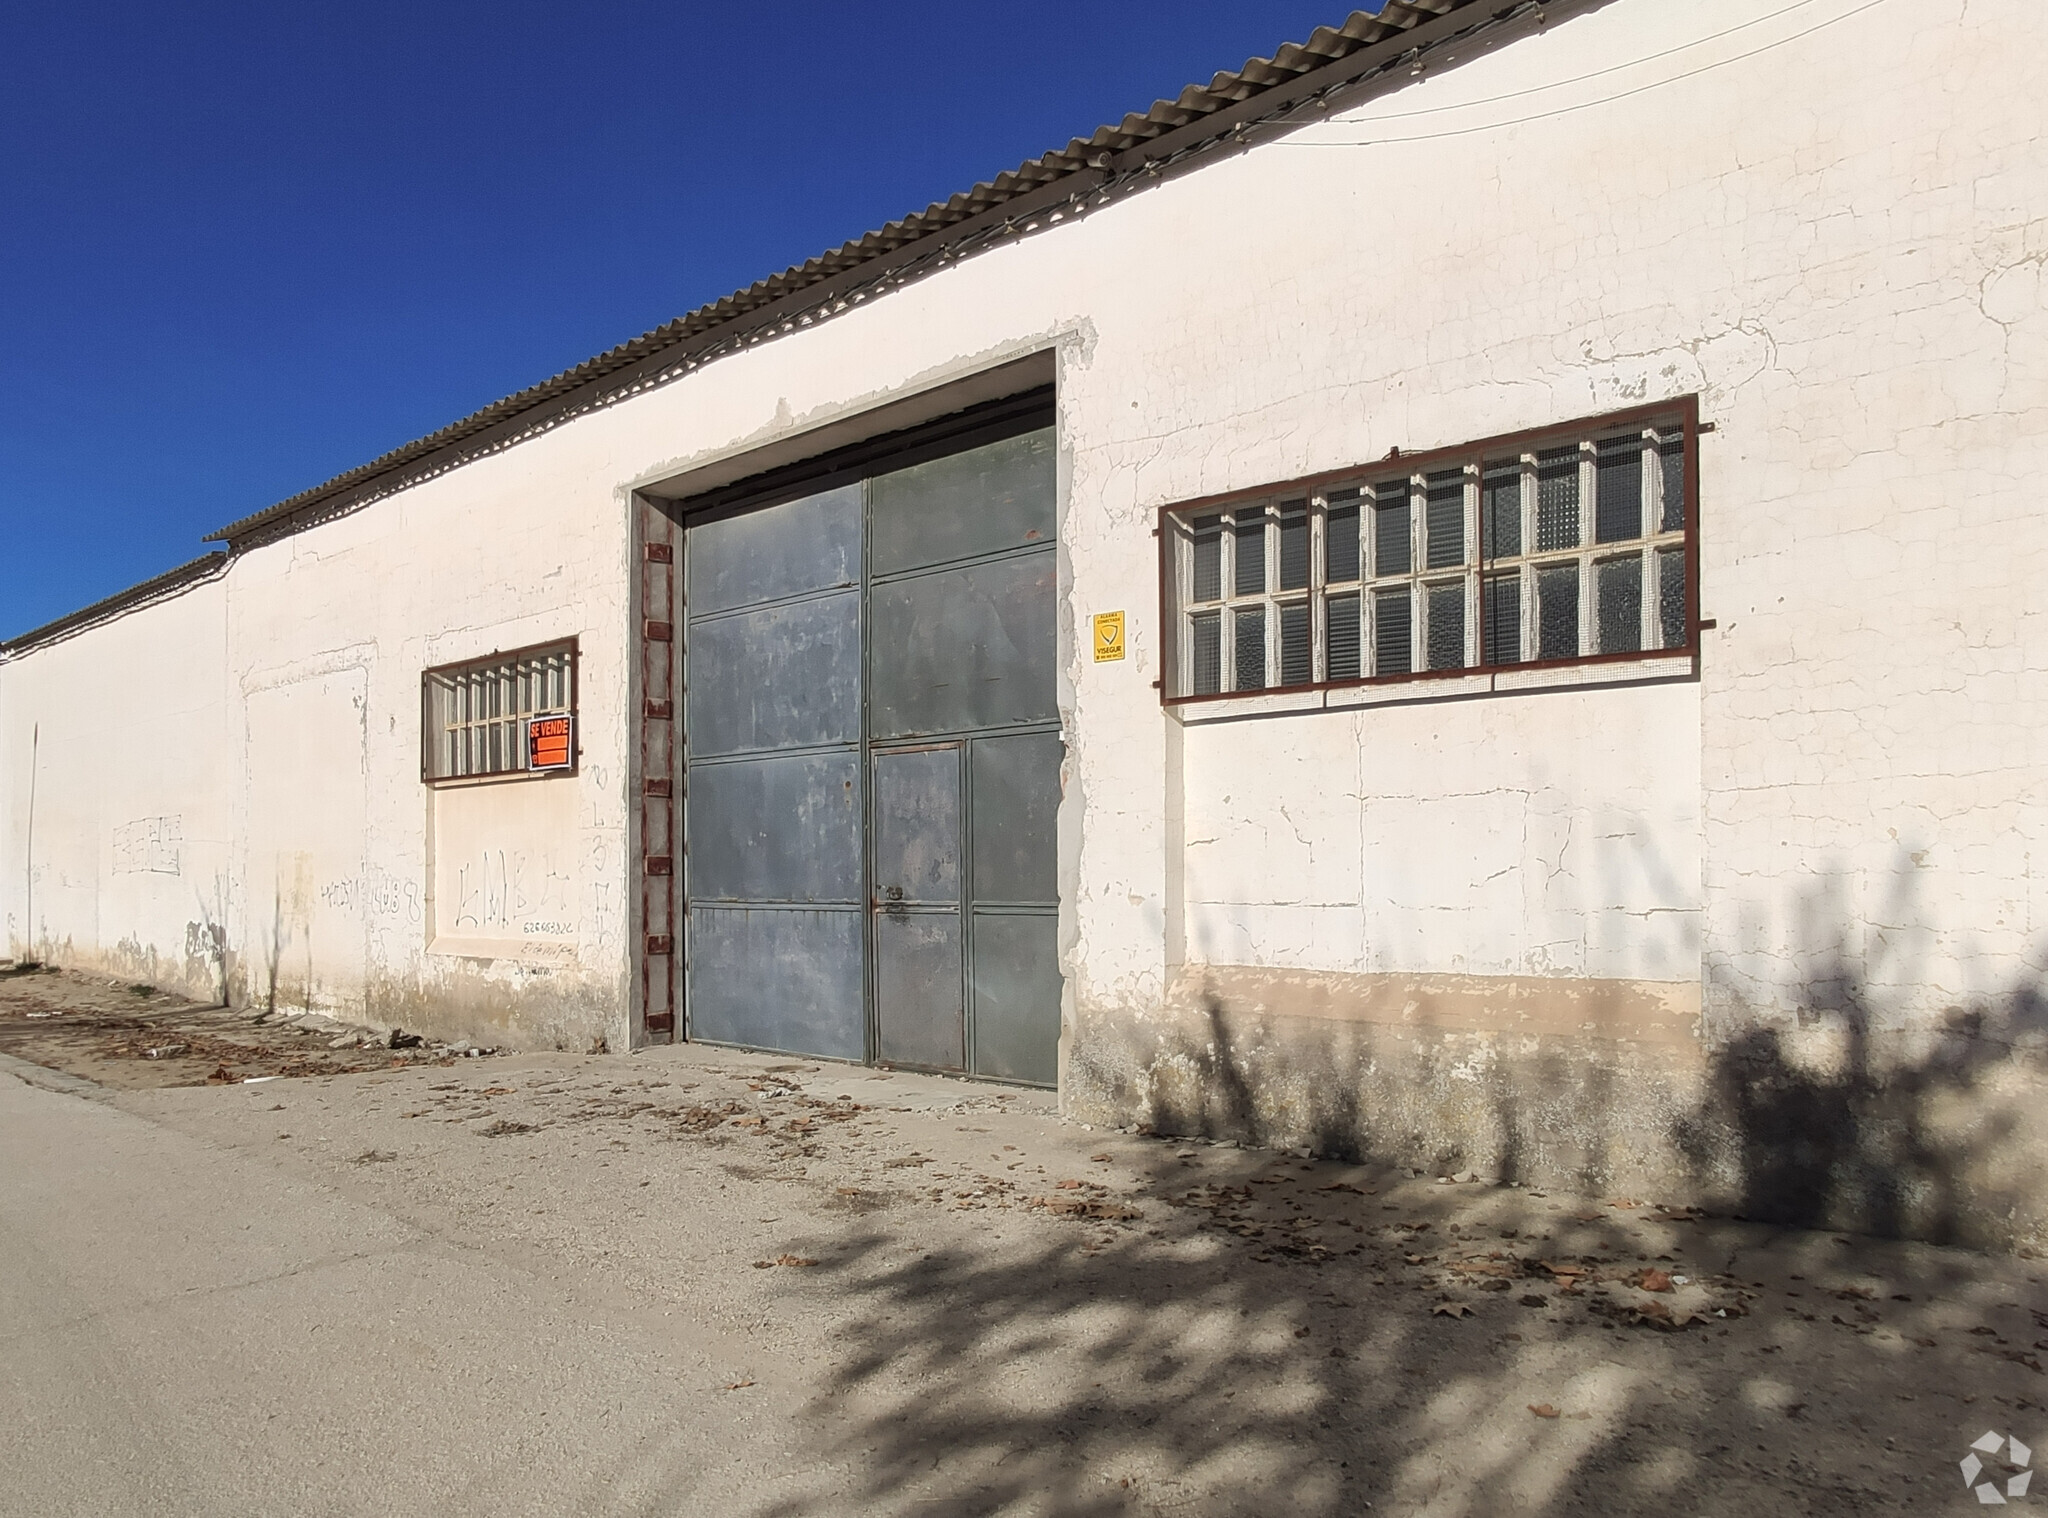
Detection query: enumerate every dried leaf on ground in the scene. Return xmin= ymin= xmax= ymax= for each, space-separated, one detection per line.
xmin=1030 ymin=1196 xmax=1141 ymax=1221
xmin=1975 ymin=1346 xmax=2046 ymax=1374
xmin=1529 ymin=1403 xmax=1560 ymax=1418
xmin=1614 ymin=1297 xmax=1710 ymax=1331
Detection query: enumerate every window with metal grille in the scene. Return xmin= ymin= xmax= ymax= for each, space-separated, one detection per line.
xmin=1162 ymin=401 xmax=1697 ymax=702
xmin=421 ymin=640 xmax=578 ymax=781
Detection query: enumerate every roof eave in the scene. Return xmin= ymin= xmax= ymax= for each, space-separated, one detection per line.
xmin=202 ymin=0 xmax=1519 ymax=553
xmin=0 ymin=552 xmax=231 ymax=660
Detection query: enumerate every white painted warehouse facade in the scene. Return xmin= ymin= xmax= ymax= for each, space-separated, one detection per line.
xmin=6 ymin=0 xmax=2047 ymax=1245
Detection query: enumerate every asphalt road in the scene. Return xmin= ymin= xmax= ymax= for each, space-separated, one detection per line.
xmin=2 ymin=1030 xmax=2038 ymax=1517
xmin=0 ymin=1058 xmax=811 ymax=1518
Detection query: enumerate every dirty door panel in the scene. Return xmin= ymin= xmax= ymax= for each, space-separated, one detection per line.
xmin=872 ymin=744 xmax=963 ymax=904
xmin=685 ymin=596 xmax=861 ymax=756
xmin=966 ymin=730 xmax=1062 ymax=1083
xmin=872 ymin=745 xmax=964 ymax=1070
xmin=969 ymin=731 xmax=1062 ymax=903
xmin=867 ymin=554 xmax=1057 ymax=741
xmin=869 ymin=427 xmax=1062 ymax=1082
xmin=683 ymin=487 xmax=865 ymax=1058
xmin=688 ymin=907 xmax=865 ymax=1061
xmin=868 ymin=430 xmax=1055 ymax=576
xmin=685 ymin=750 xmax=861 ymax=904
xmin=687 ymin=483 xmax=860 ymax=614
xmin=968 ymin=913 xmax=1060 ymax=1086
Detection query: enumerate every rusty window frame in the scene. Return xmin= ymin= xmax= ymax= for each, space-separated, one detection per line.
xmin=1158 ymin=397 xmax=1701 ymax=705
xmin=420 ymin=636 xmax=581 ymax=783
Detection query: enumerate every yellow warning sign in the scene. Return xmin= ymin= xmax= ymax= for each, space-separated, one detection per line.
xmin=1093 ymin=611 xmax=1126 ymax=663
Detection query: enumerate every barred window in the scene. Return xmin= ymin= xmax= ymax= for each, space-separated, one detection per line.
xmin=1164 ymin=403 xmax=1695 ymax=701
xmin=421 ymin=640 xmax=578 ymax=781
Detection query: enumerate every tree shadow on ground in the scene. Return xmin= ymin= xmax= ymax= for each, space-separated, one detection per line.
xmin=740 ymin=863 xmax=2048 ymax=1514
xmin=745 ymin=1161 xmax=2037 ymax=1518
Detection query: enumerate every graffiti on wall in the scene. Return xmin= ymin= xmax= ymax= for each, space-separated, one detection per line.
xmin=317 ymin=865 xmax=424 ymax=925
xmin=111 ymin=816 xmax=183 ymax=876
xmin=449 ymin=846 xmax=576 ymax=940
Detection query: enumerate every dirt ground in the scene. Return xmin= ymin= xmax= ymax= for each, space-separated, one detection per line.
xmin=0 ymin=962 xmax=489 ymax=1087
xmin=3 ymin=968 xmax=2042 ymax=1515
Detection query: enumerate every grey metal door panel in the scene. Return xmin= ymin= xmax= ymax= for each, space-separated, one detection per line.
xmin=687 ymin=484 xmax=862 ymax=614
xmin=688 ymin=906 xmax=865 ymax=1060
xmin=875 ymin=913 xmax=965 ymax=1070
xmin=970 ymin=913 xmax=1061 ymax=1085
xmin=969 ymin=731 xmax=1062 ymax=904
xmin=869 ymin=553 xmax=1056 ymax=739
xmin=687 ymin=591 xmax=861 ymax=756
xmin=687 ymin=750 xmax=861 ymax=904
xmin=683 ymin=488 xmax=866 ymax=1062
xmin=675 ymin=416 xmax=1059 ymax=1082
xmin=869 ymin=429 xmax=1056 ymax=576
xmin=872 ymin=745 xmax=961 ymax=904
xmin=872 ymin=745 xmax=964 ymax=1071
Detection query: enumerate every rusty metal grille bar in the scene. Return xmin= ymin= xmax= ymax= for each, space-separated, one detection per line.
xmin=1162 ymin=397 xmax=1702 ymax=704
xmin=420 ymin=640 xmax=577 ymax=781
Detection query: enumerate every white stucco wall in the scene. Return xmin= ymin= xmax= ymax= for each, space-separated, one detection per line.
xmin=201 ymin=397 xmax=636 ymax=1042
xmin=1 ymin=424 xmax=634 ymax=1043
xmin=1179 ymin=680 xmax=1701 ymax=986
xmin=3 ymin=0 xmax=2043 ymax=1123
xmin=1 ymin=573 xmax=232 ymax=997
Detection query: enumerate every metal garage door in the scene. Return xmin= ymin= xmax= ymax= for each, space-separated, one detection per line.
xmin=680 ymin=421 xmax=1061 ymax=1084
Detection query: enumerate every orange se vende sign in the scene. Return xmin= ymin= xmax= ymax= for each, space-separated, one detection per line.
xmin=526 ymin=714 xmax=574 ymax=772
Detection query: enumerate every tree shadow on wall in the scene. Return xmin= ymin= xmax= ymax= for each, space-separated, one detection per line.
xmin=1669 ymin=861 xmax=2048 ymax=1245
xmin=1679 ymin=959 xmax=2045 ymax=1247
xmin=1109 ymin=932 xmax=2048 ymax=1249
xmin=1129 ymin=988 xmax=1657 ymax=1202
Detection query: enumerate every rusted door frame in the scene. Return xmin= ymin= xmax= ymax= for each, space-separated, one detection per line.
xmin=635 ymin=496 xmax=680 ymax=1042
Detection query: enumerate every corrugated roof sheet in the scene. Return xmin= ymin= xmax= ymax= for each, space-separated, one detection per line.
xmin=190 ymin=0 xmax=1501 ymax=549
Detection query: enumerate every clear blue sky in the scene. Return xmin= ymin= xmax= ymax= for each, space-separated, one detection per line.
xmin=0 ymin=2 xmax=1366 ymax=639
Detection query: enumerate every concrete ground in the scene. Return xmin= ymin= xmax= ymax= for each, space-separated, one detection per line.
xmin=2 ymin=971 xmax=2044 ymax=1516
